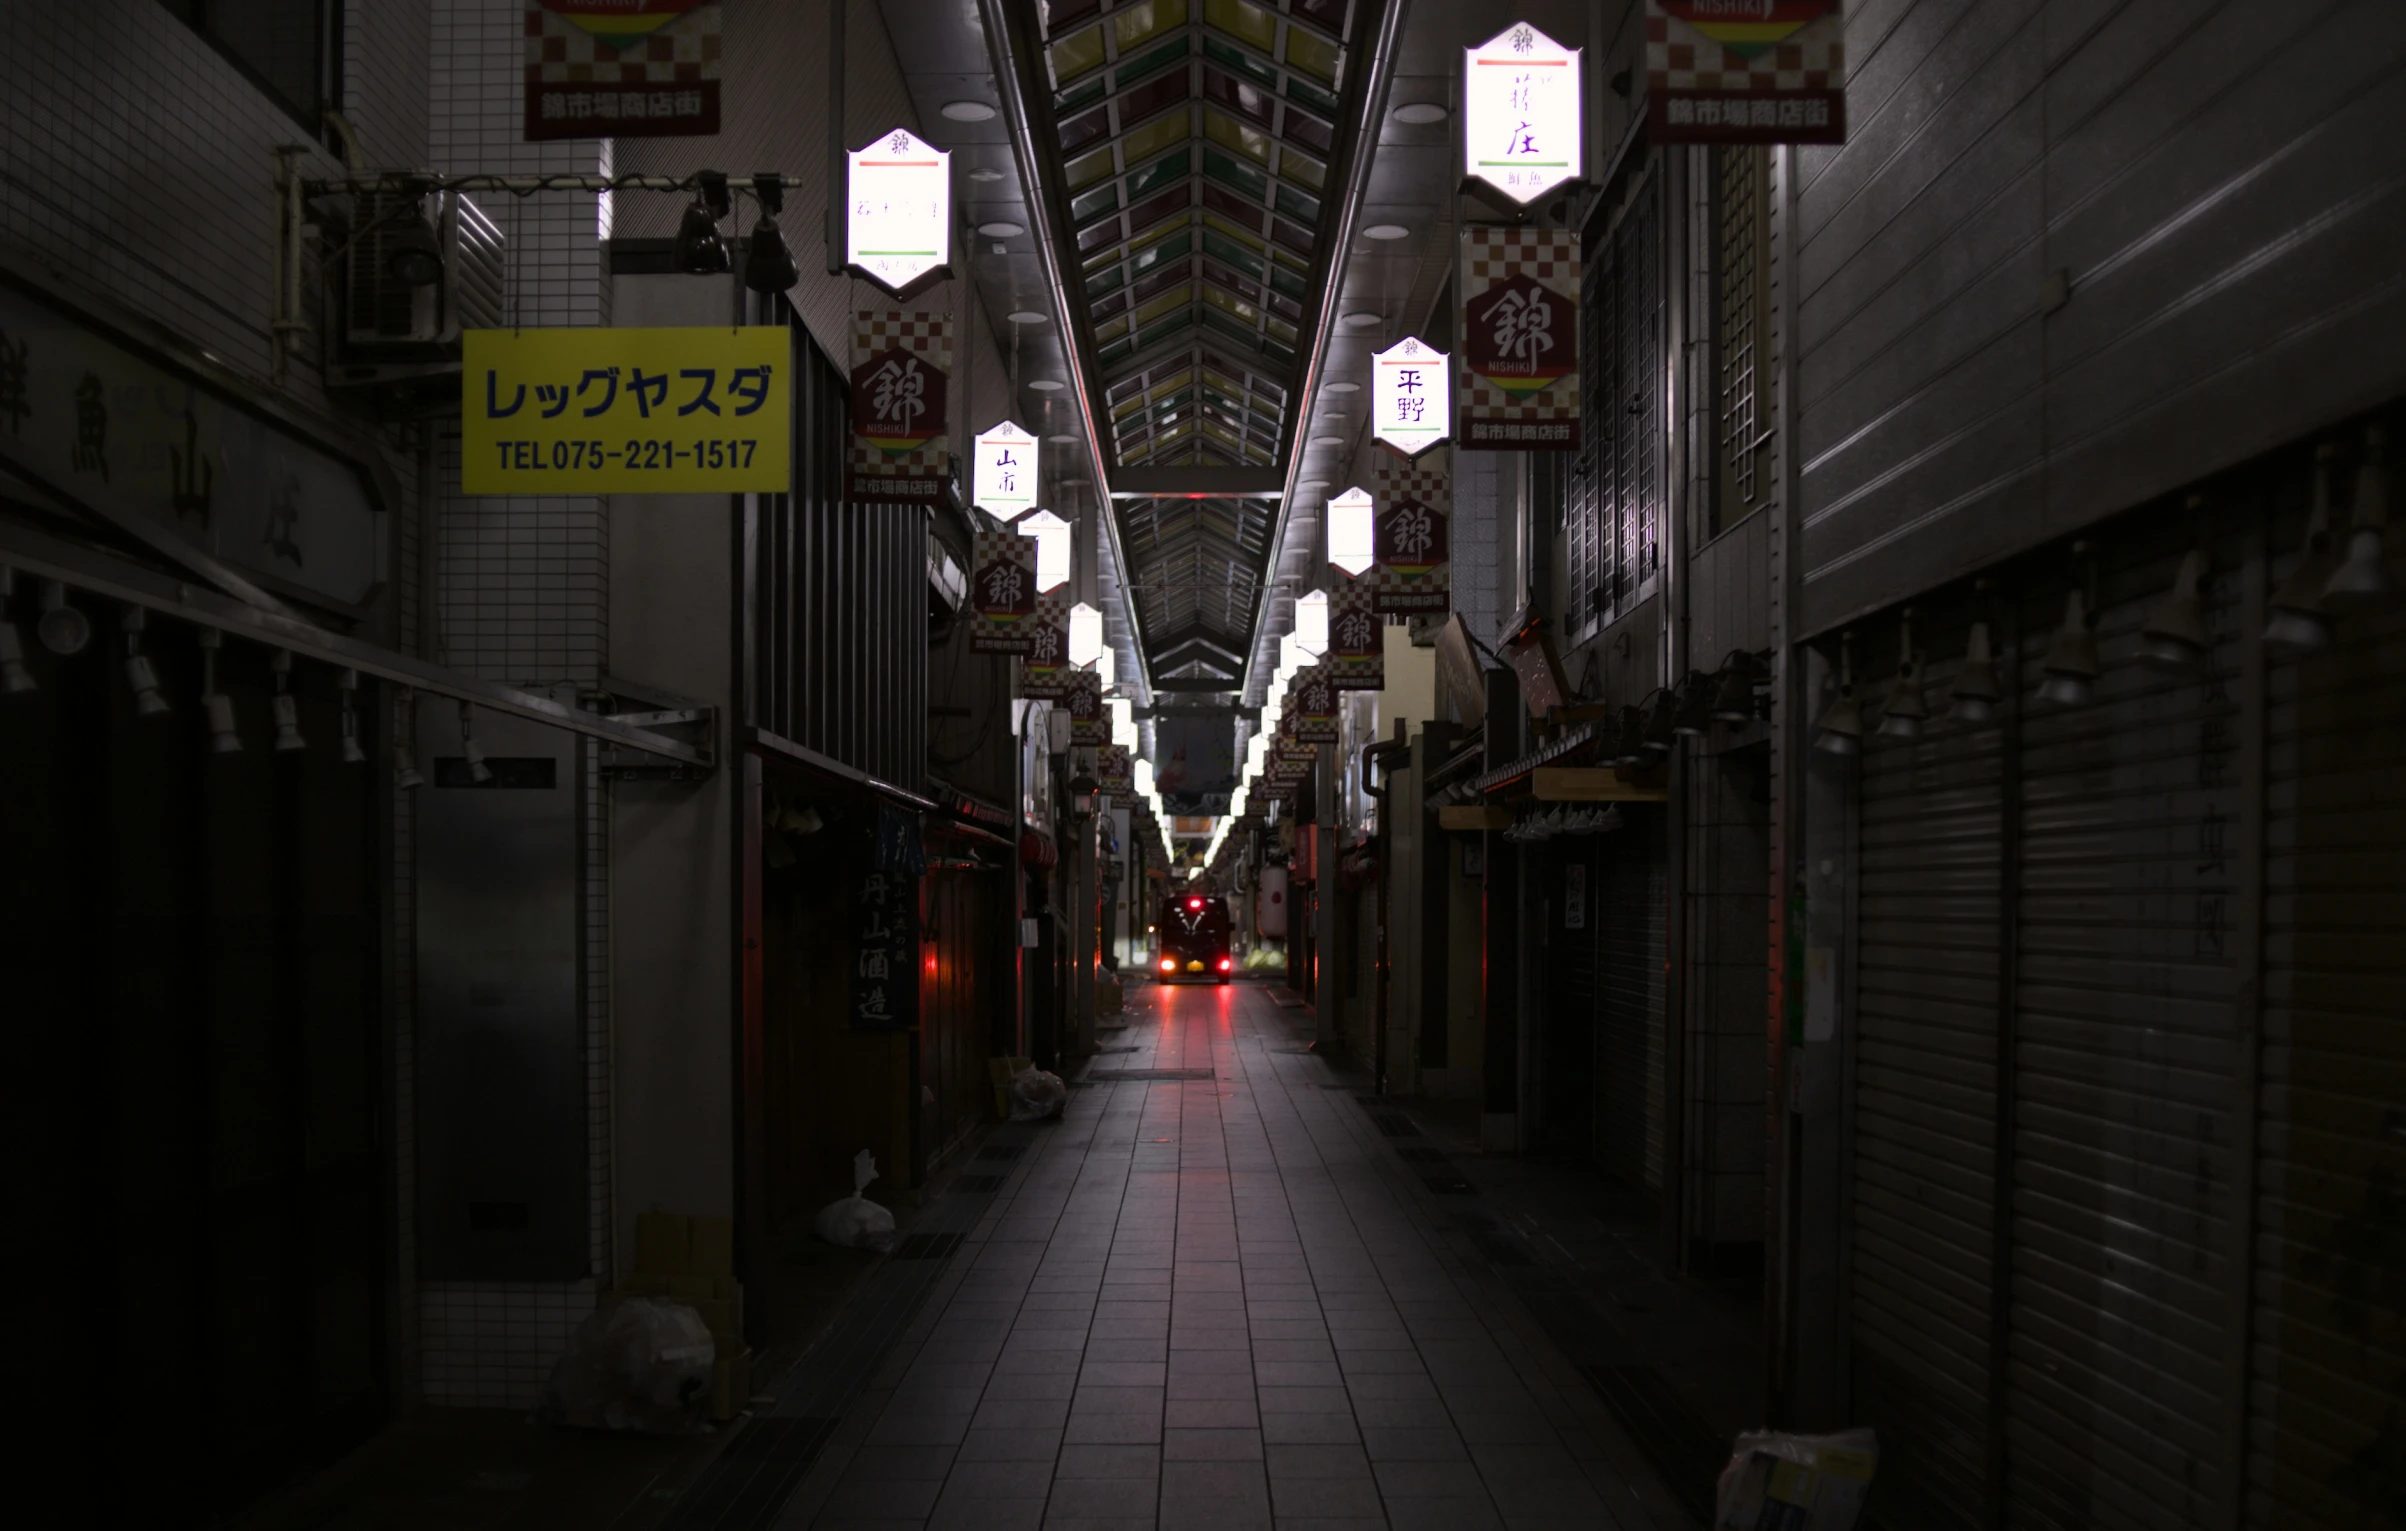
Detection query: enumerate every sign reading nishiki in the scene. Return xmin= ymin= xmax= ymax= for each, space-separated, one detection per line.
xmin=1646 ymin=2 xmax=1846 ymax=144
xmin=849 ymin=310 xmax=951 ymax=501
xmin=970 ymin=527 xmax=1038 ymax=654
xmin=1326 ymin=578 xmax=1384 ymax=692
xmin=1370 ymin=448 xmax=1452 ymax=617
xmin=1290 ymin=665 xmax=1339 ymax=743
xmin=1018 ymin=592 xmax=1072 ymax=697
xmin=1065 ymin=667 xmax=1106 ymax=747
xmin=1460 ymin=227 xmax=1580 ymax=450
xmin=525 ymin=2 xmax=721 ymax=141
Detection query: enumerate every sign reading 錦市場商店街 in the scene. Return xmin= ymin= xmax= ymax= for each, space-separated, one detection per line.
xmin=461 ymin=327 xmax=789 ymax=495
xmin=524 ymin=1 xmax=721 ymax=141
xmin=1645 ymin=1 xmax=1847 ymax=144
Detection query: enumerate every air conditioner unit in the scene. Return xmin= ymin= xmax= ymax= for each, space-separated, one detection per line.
xmin=327 ymin=186 xmax=505 ymax=413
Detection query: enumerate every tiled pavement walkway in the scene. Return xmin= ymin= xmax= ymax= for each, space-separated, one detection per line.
xmin=774 ymin=980 xmax=1694 ymax=1530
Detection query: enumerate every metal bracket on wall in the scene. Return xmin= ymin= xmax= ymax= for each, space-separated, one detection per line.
xmin=590 ymin=676 xmax=715 ymax=781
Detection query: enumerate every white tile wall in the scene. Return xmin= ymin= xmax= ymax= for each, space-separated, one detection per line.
xmin=1452 ymin=449 xmax=1506 ymax=645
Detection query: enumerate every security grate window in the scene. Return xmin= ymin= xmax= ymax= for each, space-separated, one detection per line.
xmin=1566 ymin=170 xmax=1665 ymax=642
xmin=1713 ymin=145 xmax=1774 ymax=538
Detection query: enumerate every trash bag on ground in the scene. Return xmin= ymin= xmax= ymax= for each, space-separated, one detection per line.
xmin=536 ymin=1297 xmax=715 ymax=1434
xmin=814 ymin=1148 xmax=897 ymax=1251
xmin=1714 ymin=1427 xmax=1877 ymax=1530
xmin=1009 ymin=1063 xmax=1067 ymax=1121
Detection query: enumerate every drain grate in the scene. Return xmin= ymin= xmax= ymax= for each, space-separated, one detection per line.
xmin=952 ymin=1175 xmax=1004 ymax=1194
xmin=1581 ymin=1363 xmax=1727 ymax=1524
xmin=892 ymin=1231 xmax=964 ymax=1261
xmin=976 ymin=1144 xmax=1026 ymax=1162
xmin=1086 ymin=1067 xmax=1216 ymax=1081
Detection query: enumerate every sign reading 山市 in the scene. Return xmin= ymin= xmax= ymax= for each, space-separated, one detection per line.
xmin=973 ymin=420 xmax=1039 ymax=519
xmin=525 ymin=1 xmax=722 ymax=141
xmin=462 ymin=326 xmax=789 ymax=494
xmin=1459 ymin=226 xmax=1580 ymax=450
xmin=848 ymin=310 xmax=952 ymax=501
xmin=1646 ymin=2 xmax=1847 ymax=144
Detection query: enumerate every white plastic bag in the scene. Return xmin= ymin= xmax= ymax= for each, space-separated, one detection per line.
xmin=814 ymin=1149 xmax=898 ymax=1250
xmin=537 ymin=1297 xmax=715 ymax=1434
xmin=1009 ymin=1064 xmax=1067 ymax=1121
xmin=1714 ymin=1427 xmax=1877 ymax=1530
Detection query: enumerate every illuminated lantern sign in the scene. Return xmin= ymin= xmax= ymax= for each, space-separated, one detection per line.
xmin=1328 ymin=486 xmax=1376 ymax=576
xmin=1372 ymin=337 xmax=1450 ymax=458
xmin=1018 ymin=509 xmax=1072 ymax=593
xmin=973 ymin=420 xmax=1038 ymax=518
xmin=970 ymin=527 xmax=1038 ymax=655
xmin=1464 ymin=22 xmax=1583 ymax=205
xmin=847 ymin=127 xmax=951 ymax=294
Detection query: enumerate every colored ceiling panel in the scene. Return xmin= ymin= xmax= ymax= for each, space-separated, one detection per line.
xmin=1025 ymin=0 xmax=1364 ymax=662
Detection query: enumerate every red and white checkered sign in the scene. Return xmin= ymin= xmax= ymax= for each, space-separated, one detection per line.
xmin=1018 ymin=592 xmax=1072 ymax=697
xmin=1645 ymin=2 xmax=1846 ymax=144
xmin=1326 ymin=576 xmax=1384 ymax=692
xmin=1370 ymin=448 xmax=1451 ymax=618
xmin=970 ymin=528 xmax=1038 ymax=655
xmin=850 ymin=310 xmax=953 ymax=501
xmin=524 ymin=1 xmax=721 ymax=141
xmin=1460 ymin=227 xmax=1580 ymax=451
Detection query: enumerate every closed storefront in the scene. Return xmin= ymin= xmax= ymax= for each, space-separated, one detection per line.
xmin=1540 ymin=813 xmax=1668 ymax=1192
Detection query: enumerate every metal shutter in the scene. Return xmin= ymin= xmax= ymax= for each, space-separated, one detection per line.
xmin=1543 ymin=835 xmax=1599 ymax=1159
xmin=2247 ymin=494 xmax=2406 ymax=1527
xmin=2002 ymin=528 xmax=2244 ymax=1530
xmin=1850 ymin=629 xmax=2004 ymax=1530
xmin=1598 ymin=809 xmax=1667 ymax=1192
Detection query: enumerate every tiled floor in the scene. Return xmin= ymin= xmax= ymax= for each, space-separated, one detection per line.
xmin=775 ymin=980 xmax=1695 ymax=1530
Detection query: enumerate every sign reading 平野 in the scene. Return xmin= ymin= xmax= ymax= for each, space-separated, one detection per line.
xmin=1018 ymin=592 xmax=1072 ymax=698
xmin=1463 ymin=22 xmax=1583 ymax=204
xmin=1372 ymin=337 xmax=1450 ymax=458
xmin=462 ymin=326 xmax=788 ymax=494
xmin=848 ymin=310 xmax=951 ymax=501
xmin=970 ymin=527 xmax=1039 ymax=655
xmin=1459 ymin=226 xmax=1580 ymax=450
xmin=846 ymin=127 xmax=951 ymax=294
xmin=525 ymin=1 xmax=721 ymax=141
xmin=1369 ymin=447 xmax=1452 ymax=617
xmin=1646 ymin=2 xmax=1846 ymax=144
xmin=1326 ymin=577 xmax=1384 ymax=692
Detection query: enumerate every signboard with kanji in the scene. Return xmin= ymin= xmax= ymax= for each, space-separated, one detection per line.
xmin=1018 ymin=592 xmax=1071 ymax=697
xmin=972 ymin=420 xmax=1038 ymax=518
xmin=1460 ymin=227 xmax=1580 ymax=450
xmin=848 ymin=310 xmax=951 ymax=501
xmin=847 ymin=127 xmax=951 ymax=293
xmin=1463 ymin=22 xmax=1582 ymax=204
xmin=1326 ymin=577 xmax=1384 ymax=692
xmin=1290 ymin=665 xmax=1339 ymax=743
xmin=525 ymin=1 xmax=721 ymax=141
xmin=463 ymin=326 xmax=788 ymax=494
xmin=1646 ymin=2 xmax=1846 ymax=144
xmin=849 ymin=807 xmax=923 ymax=1032
xmin=1065 ymin=667 xmax=1106 ymax=747
xmin=1370 ymin=448 xmax=1452 ymax=617
xmin=970 ymin=527 xmax=1038 ymax=654
xmin=1372 ymin=337 xmax=1449 ymax=458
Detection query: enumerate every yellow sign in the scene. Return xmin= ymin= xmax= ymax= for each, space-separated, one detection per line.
xmin=462 ymin=327 xmax=789 ymax=494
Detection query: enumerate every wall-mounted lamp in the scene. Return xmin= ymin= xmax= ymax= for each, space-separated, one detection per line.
xmin=1813 ymin=633 xmax=1864 ymax=755
xmin=1877 ymin=608 xmax=1927 ymax=739
xmin=743 ymin=173 xmax=800 ymax=293
xmin=2323 ymin=424 xmax=2390 ymax=605
xmin=674 ymin=170 xmax=732 ymax=276
xmin=2137 ymin=537 xmax=2212 ymax=670
xmin=1950 ymin=619 xmax=2001 ymax=723
xmin=122 ymin=608 xmax=169 ymax=718
xmin=2266 ymin=444 xmax=2339 ymax=656
xmin=200 ymin=629 xmax=240 ymax=754
xmin=338 ymin=669 xmax=367 ymax=762
xmin=270 ymin=650 xmax=306 ymax=752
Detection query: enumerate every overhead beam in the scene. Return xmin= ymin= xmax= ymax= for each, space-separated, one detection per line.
xmin=1111 ymin=467 xmax=1286 ymax=497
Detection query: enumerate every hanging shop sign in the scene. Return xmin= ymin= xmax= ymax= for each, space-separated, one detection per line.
xmin=969 ymin=526 xmax=1038 ymax=654
xmin=1065 ymin=666 xmax=1107 ymax=748
xmin=1646 ymin=2 xmax=1847 ymax=144
xmin=847 ymin=127 xmax=951 ymax=295
xmin=849 ymin=805 xmax=925 ymax=1032
xmin=0 ymin=278 xmax=386 ymax=610
xmin=463 ymin=325 xmax=788 ymax=495
xmin=972 ymin=419 xmax=1039 ymax=518
xmin=1459 ymin=226 xmax=1580 ymax=449
xmin=1017 ymin=508 xmax=1073 ymax=593
xmin=1326 ymin=576 xmax=1384 ymax=692
xmin=1290 ymin=664 xmax=1339 ymax=743
xmin=1328 ymin=485 xmax=1375 ymax=576
xmin=1098 ymin=744 xmax=1133 ymax=801
xmin=848 ymin=310 xmax=952 ymax=501
xmin=525 ymin=1 xmax=722 ymax=140
xmin=1018 ymin=591 xmax=1071 ymax=697
xmin=1370 ymin=447 xmax=1452 ymax=617
xmin=1372 ymin=337 xmax=1450 ymax=458
xmin=1463 ymin=22 xmax=1583 ymax=204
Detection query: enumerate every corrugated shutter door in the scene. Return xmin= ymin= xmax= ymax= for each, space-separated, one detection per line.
xmin=2247 ymin=504 xmax=2406 ymax=1526
xmin=1597 ymin=810 xmax=1666 ymax=1192
xmin=1850 ymin=633 xmax=2002 ymax=1531
xmin=1543 ymin=836 xmax=1599 ymax=1159
xmin=2003 ymin=530 xmax=2242 ymax=1530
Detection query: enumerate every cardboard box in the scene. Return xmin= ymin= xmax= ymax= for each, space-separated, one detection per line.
xmin=687 ymin=1215 xmax=735 ymax=1276
xmin=635 ymin=1212 xmax=690 ymax=1274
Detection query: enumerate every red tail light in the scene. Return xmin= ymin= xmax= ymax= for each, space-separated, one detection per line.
xmin=1160 ymin=958 xmax=1177 ymax=972
xmin=1188 ymin=897 xmax=1203 ymax=909
xmin=1217 ymin=957 xmax=1232 ymax=971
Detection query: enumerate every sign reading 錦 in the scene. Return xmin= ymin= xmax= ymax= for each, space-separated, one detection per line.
xmin=1326 ymin=577 xmax=1384 ymax=692
xmin=1372 ymin=337 xmax=1449 ymax=458
xmin=525 ymin=1 xmax=722 ymax=140
xmin=1290 ymin=664 xmax=1339 ymax=743
xmin=970 ymin=527 xmax=1038 ymax=654
xmin=1464 ymin=22 xmax=1583 ymax=204
xmin=462 ymin=326 xmax=788 ymax=495
xmin=1098 ymin=744 xmax=1133 ymax=801
xmin=973 ymin=420 xmax=1038 ymax=518
xmin=848 ymin=310 xmax=951 ymax=501
xmin=847 ymin=128 xmax=951 ymax=294
xmin=1460 ymin=226 xmax=1580 ymax=450
xmin=1647 ymin=2 xmax=1846 ymax=144
xmin=1065 ymin=667 xmax=1106 ymax=748
xmin=1370 ymin=447 xmax=1452 ymax=617
xmin=1018 ymin=592 xmax=1072 ymax=698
